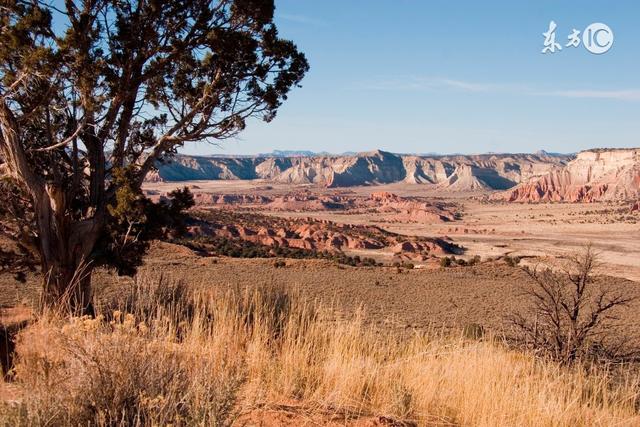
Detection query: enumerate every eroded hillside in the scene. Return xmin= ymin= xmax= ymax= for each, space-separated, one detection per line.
xmin=498 ymin=148 xmax=640 ymax=202
xmin=149 ymin=150 xmax=570 ymax=190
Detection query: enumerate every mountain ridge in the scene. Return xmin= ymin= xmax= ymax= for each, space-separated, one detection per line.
xmin=149 ymin=149 xmax=572 ymax=191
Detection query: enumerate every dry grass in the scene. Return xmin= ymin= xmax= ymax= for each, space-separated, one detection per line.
xmin=1 ymin=278 xmax=639 ymax=426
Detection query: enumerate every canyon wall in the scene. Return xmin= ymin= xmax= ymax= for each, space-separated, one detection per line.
xmin=497 ymin=149 xmax=640 ymax=202
xmin=150 ymin=150 xmax=570 ymax=191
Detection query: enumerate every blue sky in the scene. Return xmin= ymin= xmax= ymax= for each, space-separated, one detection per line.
xmin=185 ymin=1 xmax=639 ymax=155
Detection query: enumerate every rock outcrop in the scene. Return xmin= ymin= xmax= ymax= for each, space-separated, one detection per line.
xmin=151 ymin=150 xmax=569 ymax=190
xmin=187 ymin=211 xmax=462 ymax=257
xmin=498 ymin=149 xmax=640 ymax=202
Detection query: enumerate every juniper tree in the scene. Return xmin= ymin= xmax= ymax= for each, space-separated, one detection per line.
xmin=0 ymin=0 xmax=308 ymax=312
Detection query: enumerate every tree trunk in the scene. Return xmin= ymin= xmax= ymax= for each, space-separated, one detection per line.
xmin=40 ymin=259 xmax=94 ymax=316
xmin=2 ymin=96 xmax=102 ymax=316
xmin=35 ymin=186 xmax=100 ymax=316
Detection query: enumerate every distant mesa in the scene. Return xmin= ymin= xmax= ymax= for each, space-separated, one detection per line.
xmin=496 ymin=148 xmax=640 ymax=202
xmin=259 ymin=150 xmax=322 ymax=157
xmin=149 ymin=149 xmax=572 ymax=192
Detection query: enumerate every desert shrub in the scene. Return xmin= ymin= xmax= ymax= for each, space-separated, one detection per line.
xmin=455 ymin=258 xmax=467 ymax=266
xmin=510 ymin=246 xmax=636 ymax=364
xmin=504 ymin=255 xmax=521 ymax=267
xmin=10 ymin=313 xmax=244 ymax=426
xmin=4 ymin=278 xmax=640 ymax=426
xmin=402 ymin=262 xmax=414 ymax=270
xmin=440 ymin=257 xmax=452 ymax=268
xmin=468 ymin=255 xmax=482 ymax=266
xmin=98 ymin=273 xmax=194 ymax=326
xmin=132 ymin=274 xmax=191 ymax=313
xmin=181 ymin=236 xmax=380 ymax=268
xmin=463 ymin=323 xmax=485 ymax=340
xmin=273 ymin=260 xmax=287 ymax=268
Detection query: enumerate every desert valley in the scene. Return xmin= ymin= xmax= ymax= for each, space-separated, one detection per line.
xmin=145 ymin=147 xmax=640 ymax=279
xmin=3 ymin=2 xmax=640 ymax=424
xmin=2 ymin=146 xmax=640 ymax=425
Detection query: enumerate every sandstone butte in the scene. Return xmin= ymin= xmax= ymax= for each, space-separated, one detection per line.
xmin=497 ymin=148 xmax=640 ymax=203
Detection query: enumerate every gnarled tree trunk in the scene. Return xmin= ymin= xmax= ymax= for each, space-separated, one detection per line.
xmin=35 ymin=185 xmax=102 ymax=315
xmin=40 ymin=259 xmax=94 ymax=315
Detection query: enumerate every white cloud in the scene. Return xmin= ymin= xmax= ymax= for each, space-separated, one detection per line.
xmin=362 ymin=76 xmax=640 ymax=101
xmin=278 ymin=13 xmax=326 ymax=27
xmin=541 ymin=89 xmax=640 ymax=101
xmin=439 ymin=79 xmax=493 ymax=92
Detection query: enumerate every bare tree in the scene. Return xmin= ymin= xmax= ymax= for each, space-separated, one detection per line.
xmin=0 ymin=0 xmax=308 ymax=313
xmin=510 ymin=245 xmax=635 ymax=364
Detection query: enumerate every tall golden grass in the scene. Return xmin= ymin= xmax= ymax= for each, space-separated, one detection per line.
xmin=2 ymin=277 xmax=639 ymax=426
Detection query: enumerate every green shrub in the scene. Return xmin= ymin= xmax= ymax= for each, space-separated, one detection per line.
xmin=504 ymin=255 xmax=521 ymax=267
xmin=468 ymin=255 xmax=481 ymax=266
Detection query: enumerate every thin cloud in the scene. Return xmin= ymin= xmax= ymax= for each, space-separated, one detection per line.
xmin=362 ymin=77 xmax=523 ymax=93
xmin=362 ymin=77 xmax=438 ymax=91
xmin=363 ymin=76 xmax=640 ymax=101
xmin=278 ymin=13 xmax=326 ymax=27
xmin=541 ymin=89 xmax=640 ymax=101
xmin=440 ymin=79 xmax=493 ymax=92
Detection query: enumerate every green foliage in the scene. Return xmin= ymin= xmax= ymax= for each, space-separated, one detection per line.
xmin=107 ymin=167 xmax=146 ymax=226
xmin=0 ymin=0 xmax=308 ymax=301
xmin=98 ymin=168 xmax=195 ymax=275
xmin=182 ymin=234 xmax=381 ymax=268
xmin=440 ymin=257 xmax=452 ymax=268
xmin=504 ymin=255 xmax=521 ymax=267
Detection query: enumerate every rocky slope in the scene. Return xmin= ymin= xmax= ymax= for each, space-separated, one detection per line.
xmin=186 ymin=210 xmax=462 ymax=261
xmin=498 ymin=148 xmax=640 ymax=202
xmin=149 ymin=150 xmax=569 ymax=190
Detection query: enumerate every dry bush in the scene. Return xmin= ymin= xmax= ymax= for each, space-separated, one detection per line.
xmin=2 ymin=277 xmax=640 ymax=426
xmin=510 ymin=245 xmax=636 ymax=364
xmin=97 ymin=273 xmax=195 ymax=326
xmin=6 ymin=313 xmax=245 ymax=425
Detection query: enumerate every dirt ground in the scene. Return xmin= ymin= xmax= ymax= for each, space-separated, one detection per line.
xmin=133 ymin=242 xmax=640 ymax=337
xmin=6 ymin=240 xmax=636 ymax=340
